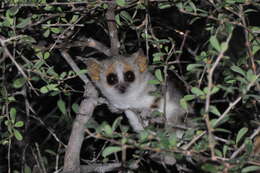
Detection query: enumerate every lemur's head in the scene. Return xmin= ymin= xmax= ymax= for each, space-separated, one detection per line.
xmin=86 ymin=50 xmax=148 ymax=98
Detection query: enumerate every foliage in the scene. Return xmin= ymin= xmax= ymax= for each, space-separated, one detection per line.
xmin=0 ymin=0 xmax=259 ymax=173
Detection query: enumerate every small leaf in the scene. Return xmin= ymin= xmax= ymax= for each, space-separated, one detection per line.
xmin=183 ymin=94 xmax=195 ymax=101
xmin=104 ymin=124 xmax=113 ymax=136
xmin=10 ymin=107 xmax=16 ymax=123
xmin=57 ymin=100 xmax=66 ymax=115
xmin=116 ymin=0 xmax=126 ymax=6
xmin=102 ymin=146 xmax=122 ymax=157
xmin=51 ymin=27 xmax=61 ymax=33
xmin=169 ymin=133 xmax=177 ymax=147
xmin=209 ymin=36 xmax=220 ymax=52
xmin=209 ymin=106 xmax=221 ymax=116
xmin=201 ymin=163 xmax=218 ymax=173
xmin=16 ymin=17 xmax=31 ymax=28
xmin=180 ymin=98 xmax=188 ymax=110
xmin=24 ymin=164 xmax=32 ymax=173
xmin=186 ymin=64 xmax=203 ymax=71
xmin=40 ymin=86 xmax=49 ymax=94
xmin=44 ymin=52 xmax=50 ymax=59
xmin=112 ymin=117 xmax=123 ymax=132
xmin=72 ymin=103 xmax=79 ymax=113
xmin=13 ymin=128 xmax=23 ymax=141
xmin=120 ymin=11 xmax=132 ymax=24
xmin=241 ymin=166 xmax=260 ymax=173
xmin=148 ymin=79 xmax=161 ymax=85
xmin=221 ymin=42 xmax=228 ymax=52
xmin=246 ymin=70 xmax=257 ymax=82
xmin=70 ymin=15 xmax=79 ymax=23
xmin=43 ymin=29 xmax=50 ymax=37
xmin=15 ymin=121 xmax=24 ymax=128
xmin=231 ymin=66 xmax=246 ymax=76
xmin=13 ymin=78 xmax=26 ymax=89
xmin=7 ymin=7 xmax=19 ymax=16
xmin=236 ymin=127 xmax=248 ymax=144
xmin=155 ymin=69 xmax=163 ymax=82
xmin=138 ymin=130 xmax=149 ymax=142
xmin=45 ymin=149 xmax=56 ymax=156
xmin=152 ymin=52 xmax=165 ymax=62
xmin=191 ymin=87 xmax=204 ymax=96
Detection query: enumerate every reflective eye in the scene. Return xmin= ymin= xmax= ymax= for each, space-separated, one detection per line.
xmin=106 ymin=73 xmax=118 ymax=85
xmin=124 ymin=71 xmax=135 ymax=82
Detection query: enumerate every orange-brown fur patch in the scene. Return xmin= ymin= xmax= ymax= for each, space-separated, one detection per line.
xmin=87 ymin=60 xmax=100 ymax=81
xmin=105 ymin=63 xmax=116 ymax=76
xmin=254 ymin=136 xmax=260 ymax=155
xmin=135 ymin=55 xmax=147 ymax=72
xmin=123 ymin=62 xmax=133 ymax=72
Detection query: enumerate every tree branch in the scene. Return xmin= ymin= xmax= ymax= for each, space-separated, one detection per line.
xmin=105 ymin=3 xmax=120 ymax=56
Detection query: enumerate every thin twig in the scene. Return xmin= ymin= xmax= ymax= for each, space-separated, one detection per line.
xmin=231 ymin=126 xmax=260 ymax=159
xmin=60 ymin=50 xmax=89 ymax=85
xmin=0 ymin=36 xmax=38 ymax=95
xmin=204 ymin=33 xmax=232 ymax=160
xmin=106 ymin=3 xmax=120 ymax=56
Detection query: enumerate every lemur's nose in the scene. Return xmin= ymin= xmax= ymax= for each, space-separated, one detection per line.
xmin=116 ymin=84 xmax=127 ymax=94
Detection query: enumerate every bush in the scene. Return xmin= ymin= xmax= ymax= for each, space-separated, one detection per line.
xmin=0 ymin=0 xmax=259 ymax=173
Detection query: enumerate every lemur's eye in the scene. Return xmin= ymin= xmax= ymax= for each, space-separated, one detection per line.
xmin=106 ymin=73 xmax=118 ymax=85
xmin=124 ymin=71 xmax=135 ymax=82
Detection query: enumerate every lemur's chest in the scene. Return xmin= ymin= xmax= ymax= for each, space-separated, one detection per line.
xmin=109 ymin=92 xmax=155 ymax=110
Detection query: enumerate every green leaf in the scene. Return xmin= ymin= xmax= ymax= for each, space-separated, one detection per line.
xmin=221 ymin=42 xmax=228 ymax=52
xmin=40 ymin=86 xmax=49 ymax=94
xmin=7 ymin=7 xmax=19 ymax=16
xmin=148 ymin=79 xmax=161 ymax=85
xmin=138 ymin=130 xmax=149 ymax=142
xmin=152 ymin=52 xmax=165 ymax=62
xmin=169 ymin=133 xmax=177 ymax=147
xmin=242 ymin=166 xmax=260 ymax=173
xmin=209 ymin=106 xmax=221 ymax=116
xmin=112 ymin=117 xmax=123 ymax=132
xmin=57 ymin=100 xmax=66 ymax=115
xmin=40 ymin=84 xmax=59 ymax=94
xmin=116 ymin=0 xmax=126 ymax=6
xmin=115 ymin=14 xmax=121 ymax=26
xmin=201 ymin=163 xmax=218 ymax=173
xmin=70 ymin=15 xmax=79 ymax=23
xmin=246 ymin=70 xmax=257 ymax=83
xmin=102 ymin=146 xmax=122 ymax=157
xmin=231 ymin=66 xmax=246 ymax=76
xmin=183 ymin=94 xmax=195 ymax=101
xmin=10 ymin=107 xmax=16 ymax=123
xmin=120 ymin=11 xmax=132 ymax=24
xmin=13 ymin=128 xmax=23 ymax=141
xmin=15 ymin=121 xmax=24 ymax=128
xmin=236 ymin=127 xmax=248 ymax=144
xmin=13 ymin=78 xmax=26 ymax=89
xmin=104 ymin=124 xmax=113 ymax=136
xmin=186 ymin=64 xmax=203 ymax=71
xmin=45 ymin=149 xmax=56 ymax=156
xmin=180 ymin=98 xmax=188 ymax=110
xmin=51 ymin=27 xmax=61 ymax=34
xmin=43 ymin=29 xmax=50 ymax=38
xmin=72 ymin=103 xmax=79 ymax=113
xmin=223 ymin=145 xmax=228 ymax=157
xmin=209 ymin=36 xmax=221 ymax=52
xmin=16 ymin=17 xmax=31 ymax=28
xmin=24 ymin=164 xmax=32 ymax=173
xmin=44 ymin=52 xmax=50 ymax=59
xmin=155 ymin=69 xmax=163 ymax=82
xmin=191 ymin=87 xmax=204 ymax=96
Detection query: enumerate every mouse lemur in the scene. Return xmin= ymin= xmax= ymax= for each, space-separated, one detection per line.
xmin=86 ymin=50 xmax=193 ymax=133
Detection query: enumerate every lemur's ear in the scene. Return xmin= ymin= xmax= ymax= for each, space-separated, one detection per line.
xmin=85 ymin=58 xmax=101 ymax=81
xmin=132 ymin=49 xmax=148 ymax=73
